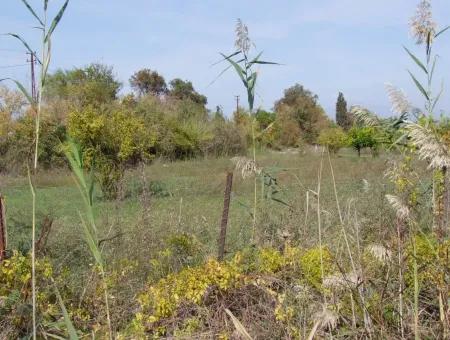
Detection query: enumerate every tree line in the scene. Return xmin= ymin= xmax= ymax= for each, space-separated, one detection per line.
xmin=0 ymin=62 xmax=378 ymax=198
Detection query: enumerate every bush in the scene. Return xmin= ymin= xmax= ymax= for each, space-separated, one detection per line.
xmin=318 ymin=127 xmax=348 ymax=153
xmin=0 ymin=114 xmax=66 ymax=173
xmin=68 ymin=106 xmax=156 ymax=199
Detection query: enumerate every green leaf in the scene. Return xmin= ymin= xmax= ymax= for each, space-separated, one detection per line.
xmin=251 ymin=60 xmax=279 ymax=65
xmin=407 ymin=70 xmax=429 ymax=101
xmin=431 ymin=80 xmax=444 ymax=112
xmin=430 ymin=55 xmax=438 ymax=83
xmin=79 ymin=213 xmax=103 ymax=269
xmin=435 ymin=25 xmax=450 ymax=39
xmin=54 ymin=285 xmax=79 ymax=340
xmin=404 ymin=46 xmax=427 ymax=74
xmin=5 ymin=33 xmax=42 ymax=64
xmin=212 ymin=50 xmax=241 ymax=66
xmin=0 ymin=78 xmax=35 ymax=106
xmin=220 ymin=53 xmax=247 ymax=87
xmin=41 ymin=39 xmax=52 ymax=88
xmin=20 ymin=0 xmax=44 ymax=26
xmin=44 ymin=0 xmax=49 ymax=11
xmin=45 ymin=0 xmax=69 ymax=43
xmin=247 ymin=51 xmax=263 ymax=69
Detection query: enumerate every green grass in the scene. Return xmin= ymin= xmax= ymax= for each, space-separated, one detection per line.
xmin=2 ymin=148 xmax=396 ymax=264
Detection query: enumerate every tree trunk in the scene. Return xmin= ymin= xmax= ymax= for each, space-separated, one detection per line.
xmin=218 ymin=172 xmax=233 ymax=261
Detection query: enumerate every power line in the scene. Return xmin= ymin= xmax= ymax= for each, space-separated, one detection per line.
xmin=0 ymin=63 xmax=28 ymax=69
xmin=0 ymin=48 xmax=25 ymax=52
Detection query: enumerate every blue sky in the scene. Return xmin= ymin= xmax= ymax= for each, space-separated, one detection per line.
xmin=1 ymin=0 xmax=450 ymax=118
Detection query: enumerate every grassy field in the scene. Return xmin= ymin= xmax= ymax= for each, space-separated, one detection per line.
xmin=3 ymin=147 xmax=397 ymax=271
xmin=3 ymin=147 xmax=445 ymax=338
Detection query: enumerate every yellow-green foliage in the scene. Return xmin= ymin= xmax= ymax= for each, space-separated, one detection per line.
xmin=405 ymin=235 xmax=449 ymax=293
xmin=68 ymin=106 xmax=156 ymax=198
xmin=68 ymin=107 xmax=155 ymax=164
xmin=128 ymin=245 xmax=333 ymax=337
xmin=0 ymin=251 xmax=53 ymax=294
xmin=132 ymin=257 xmax=242 ymax=334
xmin=299 ymin=246 xmax=333 ymax=289
xmin=318 ymin=127 xmax=348 ymax=153
xmin=0 ymin=252 xmax=56 ymax=335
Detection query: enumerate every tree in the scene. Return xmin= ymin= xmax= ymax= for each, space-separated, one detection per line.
xmin=348 ymin=126 xmax=379 ymax=157
xmin=130 ymin=69 xmax=167 ymax=96
xmin=168 ymin=79 xmax=207 ymax=106
xmin=255 ymin=109 xmax=276 ymax=130
xmin=318 ymin=127 xmax=348 ymax=153
xmin=274 ymin=84 xmax=330 ymax=143
xmin=336 ymin=92 xmax=352 ymax=130
xmin=45 ymin=63 xmax=122 ymax=107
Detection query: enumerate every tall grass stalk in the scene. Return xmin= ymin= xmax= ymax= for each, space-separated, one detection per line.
xmin=218 ymin=19 xmax=278 ymax=242
xmin=316 ymin=147 xmax=327 ymax=306
xmin=64 ymin=141 xmax=113 ymax=339
xmin=1 ymin=1 xmax=69 ymax=338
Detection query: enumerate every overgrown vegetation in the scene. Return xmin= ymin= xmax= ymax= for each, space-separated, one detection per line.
xmin=1 ymin=0 xmax=450 ymax=338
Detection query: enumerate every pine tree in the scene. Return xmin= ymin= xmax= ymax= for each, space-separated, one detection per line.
xmin=336 ymin=92 xmax=352 ymax=130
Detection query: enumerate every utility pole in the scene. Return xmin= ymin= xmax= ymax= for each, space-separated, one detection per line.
xmin=235 ymin=95 xmax=240 ymax=114
xmin=26 ymin=51 xmax=37 ymax=102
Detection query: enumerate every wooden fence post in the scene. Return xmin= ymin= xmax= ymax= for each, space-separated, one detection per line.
xmin=218 ymin=172 xmax=233 ymax=261
xmin=0 ymin=195 xmax=7 ymax=261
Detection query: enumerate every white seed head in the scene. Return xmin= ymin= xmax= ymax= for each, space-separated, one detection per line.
xmin=366 ymin=244 xmax=392 ymax=263
xmin=314 ymin=307 xmax=339 ymax=331
xmin=362 ymin=179 xmax=370 ymax=193
xmin=386 ymin=194 xmax=410 ymax=221
xmin=385 ymin=83 xmax=411 ymax=115
xmin=350 ymin=105 xmax=380 ymax=127
xmin=410 ymin=0 xmax=436 ymax=45
xmin=235 ymin=19 xmax=252 ymax=54
xmin=323 ymin=271 xmax=361 ymax=291
xmin=231 ymin=156 xmax=261 ymax=179
xmin=404 ymin=122 xmax=450 ymax=169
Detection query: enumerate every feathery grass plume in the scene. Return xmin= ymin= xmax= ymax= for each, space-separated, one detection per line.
xmin=386 ymin=194 xmax=410 ymax=220
xmin=410 ymin=0 xmax=436 ymax=45
xmin=231 ymin=156 xmax=261 ymax=179
xmin=404 ymin=122 xmax=450 ymax=169
xmin=235 ymin=19 xmax=252 ymax=55
xmin=323 ymin=271 xmax=361 ymax=290
xmin=361 ymin=179 xmax=370 ymax=193
xmin=350 ymin=105 xmax=380 ymax=127
xmin=313 ymin=307 xmax=339 ymax=331
xmin=366 ymin=244 xmax=392 ymax=263
xmin=385 ymin=83 xmax=411 ymax=115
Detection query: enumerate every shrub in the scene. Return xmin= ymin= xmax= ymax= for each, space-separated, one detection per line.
xmin=318 ymin=127 xmax=348 ymax=153
xmin=68 ymin=106 xmax=156 ymax=199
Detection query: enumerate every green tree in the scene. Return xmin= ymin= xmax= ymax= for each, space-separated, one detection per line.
xmin=255 ymin=109 xmax=276 ymax=129
xmin=168 ymin=79 xmax=207 ymax=106
xmin=45 ymin=63 xmax=122 ymax=107
xmin=274 ymin=84 xmax=330 ymax=143
xmin=130 ymin=69 xmax=167 ymax=96
xmin=348 ymin=126 xmax=379 ymax=157
xmin=336 ymin=92 xmax=352 ymax=130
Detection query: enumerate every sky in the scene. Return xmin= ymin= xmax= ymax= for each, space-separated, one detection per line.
xmin=1 ymin=0 xmax=450 ymax=118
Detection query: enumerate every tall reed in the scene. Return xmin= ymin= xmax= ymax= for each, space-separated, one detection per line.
xmin=1 ymin=1 xmax=69 ymax=338
xmin=64 ymin=140 xmax=113 ymax=339
xmin=218 ymin=19 xmax=278 ymax=241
